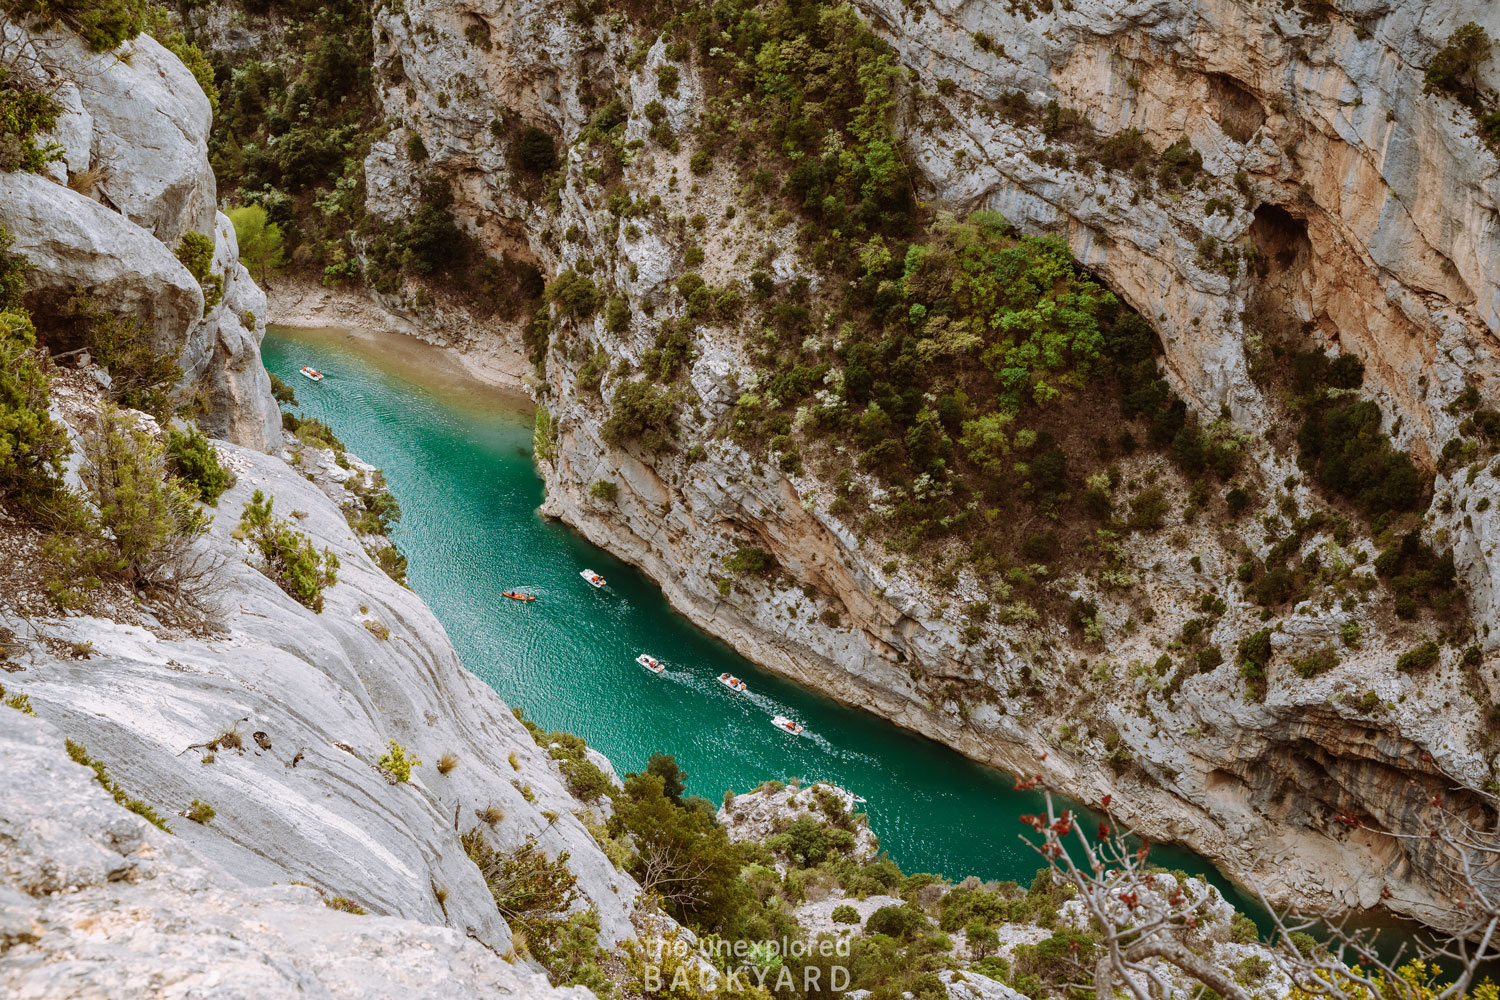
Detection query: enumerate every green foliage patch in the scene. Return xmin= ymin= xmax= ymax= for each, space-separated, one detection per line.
xmin=0 ymin=308 xmax=68 ymax=506
xmin=238 ymin=489 xmax=339 ymax=611
xmin=165 ymin=424 xmax=232 ymax=505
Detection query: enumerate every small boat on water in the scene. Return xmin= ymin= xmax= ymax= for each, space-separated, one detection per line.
xmin=636 ymin=653 xmax=664 ymax=673
xmin=502 ymin=591 xmax=537 ymax=602
xmin=580 ymin=569 xmax=606 ymax=588
xmin=717 ymin=672 xmax=748 ymax=694
xmin=299 ymin=366 xmax=325 ymax=382
xmin=771 ymin=715 xmax=804 ymax=736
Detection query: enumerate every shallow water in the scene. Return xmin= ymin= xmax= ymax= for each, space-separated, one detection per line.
xmin=263 ymin=324 xmax=1268 ymax=919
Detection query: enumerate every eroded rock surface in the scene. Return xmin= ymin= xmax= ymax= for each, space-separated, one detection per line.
xmin=2 ymin=426 xmax=639 ymax=951
xmin=341 ymin=0 xmax=1500 ymax=927
xmin=0 ymin=711 xmax=595 ymax=1000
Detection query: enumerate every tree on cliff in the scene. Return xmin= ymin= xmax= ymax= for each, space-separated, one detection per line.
xmin=228 ymin=205 xmax=284 ymax=286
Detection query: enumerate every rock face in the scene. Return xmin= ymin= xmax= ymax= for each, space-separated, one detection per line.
xmin=0 ymin=16 xmax=280 ymax=451
xmin=0 ymin=711 xmax=593 ymax=1000
xmin=719 ymin=782 xmax=881 ymax=864
xmin=342 ymin=0 xmax=1500 ymax=927
xmin=856 ymin=0 xmax=1500 ymax=459
xmin=1 ymin=426 xmax=640 ymax=953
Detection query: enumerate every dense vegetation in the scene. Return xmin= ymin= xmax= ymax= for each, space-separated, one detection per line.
xmin=510 ymin=1 xmax=1248 ymax=631
xmin=207 ymin=0 xmax=379 ymax=284
xmin=205 ymin=0 xmax=543 ymax=315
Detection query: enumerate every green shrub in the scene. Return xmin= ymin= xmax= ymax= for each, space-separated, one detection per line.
xmin=1396 ymin=640 xmax=1440 ymax=673
xmin=578 ymin=350 xmax=608 ymax=393
xmin=0 ymin=309 xmax=68 ymax=505
xmin=65 ymin=738 xmax=170 ymax=832
xmin=656 ymin=63 xmax=680 ymax=97
xmin=3 ymin=0 xmax=148 ymax=52
xmin=1291 ymin=645 xmax=1338 ymax=678
xmin=406 ymin=132 xmax=428 ymax=162
xmin=345 ymin=470 xmax=400 ymax=535
xmin=462 ymin=828 xmax=581 ymax=960
xmin=832 ymin=904 xmax=861 ymax=924
xmin=291 ymin=414 xmax=346 ymax=455
xmin=1238 ymin=628 xmax=1274 ymax=699
xmin=1297 ymin=400 xmax=1426 ymax=518
xmin=1157 ymin=137 xmax=1202 ymax=187
xmin=689 ymin=148 xmax=712 ymax=174
xmin=766 ymin=816 xmax=856 ymax=867
xmin=533 ymin=406 xmax=556 ymax=462
xmin=602 ymin=380 xmax=676 ymax=451
xmin=0 ymin=69 xmax=63 ymax=172
xmin=238 ymin=489 xmax=340 ymax=611
xmin=0 ymin=222 xmax=28 ymax=310
xmin=1424 ymin=23 xmax=1492 ymax=108
xmin=79 ymin=406 xmax=209 ymax=585
xmin=186 ymin=799 xmax=215 ymax=824
xmin=398 ymin=186 xmax=470 ymax=275
xmin=865 ymin=903 xmax=928 ymax=940
xmin=725 ymin=545 xmax=776 ymax=576
xmin=268 ymin=372 xmax=297 ymax=405
xmin=546 ymin=269 xmax=601 ymax=319
xmin=64 ymin=294 xmax=181 ymax=416
xmin=515 ymin=126 xmax=558 ymax=172
xmin=1097 ymin=128 xmax=1152 ymax=173
xmin=227 ymin=206 xmax=285 ymax=285
xmin=605 ymin=294 xmax=630 ymax=333
xmin=589 ymin=479 xmax=619 ymax=503
xmin=165 ymin=425 xmax=231 ymax=504
xmin=372 ymin=543 xmax=408 ymax=586
xmin=377 ymin=739 xmax=420 ymax=782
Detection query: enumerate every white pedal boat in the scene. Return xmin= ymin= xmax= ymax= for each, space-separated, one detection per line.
xmin=299 ymin=366 xmax=325 ymax=382
xmin=636 ymin=653 xmax=664 ymax=673
xmin=771 ymin=715 xmax=804 ymax=736
xmin=717 ymin=672 xmax=748 ymax=694
xmin=580 ymin=569 xmax=606 ymax=588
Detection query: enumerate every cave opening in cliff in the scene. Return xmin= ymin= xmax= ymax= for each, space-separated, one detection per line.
xmin=1244 ymin=204 xmax=1314 ymax=349
xmin=1207 ymin=73 xmax=1267 ymax=145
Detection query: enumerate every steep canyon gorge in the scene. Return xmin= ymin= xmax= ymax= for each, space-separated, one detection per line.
xmin=3 ymin=0 xmax=1500 ymax=995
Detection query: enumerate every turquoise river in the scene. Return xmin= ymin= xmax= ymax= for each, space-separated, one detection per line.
xmin=262 ymin=324 xmax=1267 ymax=920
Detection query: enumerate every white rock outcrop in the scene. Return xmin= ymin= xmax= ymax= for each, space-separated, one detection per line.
xmin=1 ymin=430 xmax=640 ymax=952
xmin=0 ymin=14 xmax=280 ymax=450
xmin=0 ymin=711 xmax=594 ymax=1000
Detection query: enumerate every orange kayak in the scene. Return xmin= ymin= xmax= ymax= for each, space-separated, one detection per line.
xmin=502 ymin=592 xmax=537 ymax=602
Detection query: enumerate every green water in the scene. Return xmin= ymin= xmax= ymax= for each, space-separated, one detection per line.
xmin=262 ymin=325 xmax=1266 ymax=918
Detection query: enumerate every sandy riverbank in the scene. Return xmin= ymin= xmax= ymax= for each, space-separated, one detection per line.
xmin=263 ymin=277 xmax=534 ymax=394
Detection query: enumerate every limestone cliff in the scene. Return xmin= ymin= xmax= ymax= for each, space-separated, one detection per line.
xmin=0 ymin=16 xmax=280 ymax=450
xmin=3 ymin=401 xmax=639 ymax=950
xmin=0 ymin=710 xmax=595 ymax=999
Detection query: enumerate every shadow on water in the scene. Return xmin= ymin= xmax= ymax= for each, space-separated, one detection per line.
xmin=263 ymin=323 xmax=1441 ymax=938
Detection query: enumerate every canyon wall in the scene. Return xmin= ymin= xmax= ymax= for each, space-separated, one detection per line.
xmin=0 ymin=17 xmax=281 ymax=450
xmin=354 ymin=0 xmax=1500 ymax=926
